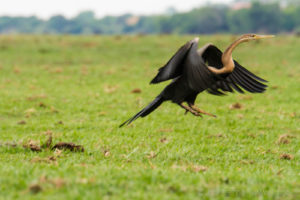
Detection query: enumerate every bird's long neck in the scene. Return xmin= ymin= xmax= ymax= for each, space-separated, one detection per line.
xmin=208 ymin=38 xmax=245 ymax=74
xmin=223 ymin=39 xmax=243 ymax=61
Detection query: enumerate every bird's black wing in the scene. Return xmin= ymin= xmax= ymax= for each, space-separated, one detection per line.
xmin=200 ymin=44 xmax=268 ymax=95
xmin=150 ymin=39 xmax=196 ymax=84
xmin=182 ymin=42 xmax=216 ymax=92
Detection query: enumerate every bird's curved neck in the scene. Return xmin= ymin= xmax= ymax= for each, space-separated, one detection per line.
xmin=223 ymin=38 xmax=245 ymax=61
xmin=208 ymin=38 xmax=245 ymax=74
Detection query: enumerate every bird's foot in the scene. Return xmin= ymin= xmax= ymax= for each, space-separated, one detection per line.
xmin=189 ymin=109 xmax=202 ymax=117
xmin=190 ymin=104 xmax=217 ymax=118
xmin=180 ymin=103 xmax=203 ymax=117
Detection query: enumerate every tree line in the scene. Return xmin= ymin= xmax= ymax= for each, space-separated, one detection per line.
xmin=0 ymin=1 xmax=300 ymax=35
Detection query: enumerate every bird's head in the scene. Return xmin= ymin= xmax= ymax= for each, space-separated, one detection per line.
xmin=238 ymin=34 xmax=275 ymax=43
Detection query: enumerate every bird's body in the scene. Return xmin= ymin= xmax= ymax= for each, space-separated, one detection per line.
xmin=120 ymin=34 xmax=273 ymax=127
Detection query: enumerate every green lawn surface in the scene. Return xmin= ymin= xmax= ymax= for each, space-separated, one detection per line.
xmin=0 ymin=35 xmax=299 ymax=199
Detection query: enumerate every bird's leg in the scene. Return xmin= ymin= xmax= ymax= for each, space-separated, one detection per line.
xmin=189 ymin=104 xmax=217 ymax=118
xmin=179 ymin=103 xmax=202 ymax=117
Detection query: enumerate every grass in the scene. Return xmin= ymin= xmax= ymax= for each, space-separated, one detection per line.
xmin=0 ymin=34 xmax=299 ymax=199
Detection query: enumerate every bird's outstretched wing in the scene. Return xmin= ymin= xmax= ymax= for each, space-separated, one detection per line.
xmin=150 ymin=38 xmax=197 ymax=84
xmin=200 ymin=44 xmax=268 ymax=95
xmin=181 ymin=42 xmax=216 ymax=92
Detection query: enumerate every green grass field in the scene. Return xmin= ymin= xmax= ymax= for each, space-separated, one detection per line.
xmin=0 ymin=35 xmax=299 ymax=199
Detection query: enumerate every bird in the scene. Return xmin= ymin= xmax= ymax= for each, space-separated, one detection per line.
xmin=120 ymin=34 xmax=274 ymax=127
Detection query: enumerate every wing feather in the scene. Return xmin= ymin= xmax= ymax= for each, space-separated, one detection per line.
xmin=234 ymin=61 xmax=267 ymax=82
xmin=150 ymin=39 xmax=195 ymax=84
xmin=200 ymin=44 xmax=268 ymax=95
xmin=182 ymin=42 xmax=215 ymax=92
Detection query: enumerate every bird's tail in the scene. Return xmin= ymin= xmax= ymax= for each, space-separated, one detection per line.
xmin=119 ymin=95 xmax=165 ymax=127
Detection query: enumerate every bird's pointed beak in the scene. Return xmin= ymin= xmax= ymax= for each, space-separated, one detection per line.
xmin=254 ymin=35 xmax=275 ymax=40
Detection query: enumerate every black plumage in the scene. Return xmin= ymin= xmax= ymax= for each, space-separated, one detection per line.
xmin=120 ymin=37 xmax=268 ymax=127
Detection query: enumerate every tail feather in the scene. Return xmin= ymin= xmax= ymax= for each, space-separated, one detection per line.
xmin=119 ymin=96 xmax=164 ymax=127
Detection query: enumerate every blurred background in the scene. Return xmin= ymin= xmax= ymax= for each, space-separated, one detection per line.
xmin=0 ymin=0 xmax=300 ymax=35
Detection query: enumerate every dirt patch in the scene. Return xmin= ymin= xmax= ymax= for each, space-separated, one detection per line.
xmin=23 ymin=140 xmax=42 ymax=152
xmin=160 ymin=137 xmax=168 ymax=143
xmin=280 ymin=153 xmax=293 ymax=160
xmin=23 ymin=144 xmax=41 ymax=152
xmin=2 ymin=133 xmax=84 ymax=153
xmin=29 ymin=184 xmax=42 ymax=194
xmin=52 ymin=142 xmax=84 ymax=152
xmin=131 ymin=88 xmax=142 ymax=93
xmin=270 ymin=85 xmax=279 ymax=90
xmin=277 ymin=135 xmax=289 ymax=144
xmin=229 ymin=102 xmax=243 ymax=110
xmin=39 ymin=102 xmax=47 ymax=108
xmin=276 ymin=134 xmax=294 ymax=145
xmin=56 ymin=121 xmax=63 ymax=125
xmin=17 ymin=120 xmax=26 ymax=125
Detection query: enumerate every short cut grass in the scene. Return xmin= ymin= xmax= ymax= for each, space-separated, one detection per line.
xmin=0 ymin=35 xmax=299 ymax=199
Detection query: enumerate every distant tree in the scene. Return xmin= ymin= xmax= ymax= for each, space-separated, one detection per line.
xmin=177 ymin=6 xmax=229 ymax=34
xmin=249 ymin=2 xmax=281 ymax=33
xmin=1 ymin=2 xmax=300 ymax=35
xmin=72 ymin=11 xmax=99 ymax=34
xmin=0 ymin=16 xmax=42 ymax=33
xmin=44 ymin=15 xmax=69 ymax=33
xmin=281 ymin=7 xmax=297 ymax=32
xmin=227 ymin=9 xmax=252 ymax=33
